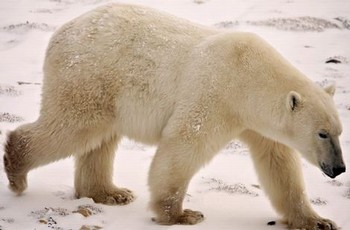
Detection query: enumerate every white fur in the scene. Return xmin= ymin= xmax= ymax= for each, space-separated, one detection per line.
xmin=4 ymin=3 xmax=344 ymax=229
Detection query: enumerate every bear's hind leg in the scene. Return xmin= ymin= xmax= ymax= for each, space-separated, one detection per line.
xmin=74 ymin=135 xmax=134 ymax=205
xmin=4 ymin=121 xmax=81 ymax=194
xmin=3 ymin=120 xmax=118 ymax=195
xmin=148 ymin=138 xmax=206 ymax=225
xmin=240 ymin=130 xmax=337 ymax=230
xmin=3 ymin=126 xmax=32 ymax=194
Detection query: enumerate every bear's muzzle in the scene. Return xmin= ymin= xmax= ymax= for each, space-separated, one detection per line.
xmin=321 ymin=162 xmax=346 ymax=179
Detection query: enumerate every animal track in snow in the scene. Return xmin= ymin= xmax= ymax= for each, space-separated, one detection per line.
xmin=214 ymin=17 xmax=350 ymax=31
xmin=0 ymin=112 xmax=24 ymax=123
xmin=344 ymin=188 xmax=350 ymax=199
xmin=310 ymin=197 xmax=328 ymax=206
xmin=327 ymin=180 xmax=343 ymax=187
xmin=52 ymin=187 xmax=75 ymax=200
xmin=202 ymin=177 xmax=259 ymax=197
xmin=223 ymin=141 xmax=249 ymax=155
xmin=247 ymin=17 xmax=342 ymax=32
xmin=0 ymin=85 xmax=21 ymax=96
xmin=2 ymin=21 xmax=55 ymax=34
xmin=30 ymin=205 xmax=103 ymax=230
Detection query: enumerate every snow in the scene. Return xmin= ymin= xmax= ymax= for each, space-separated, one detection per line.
xmin=0 ymin=0 xmax=350 ymax=229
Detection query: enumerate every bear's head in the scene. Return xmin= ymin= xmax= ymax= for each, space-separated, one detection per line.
xmin=282 ymin=84 xmax=345 ymax=178
xmin=228 ymin=33 xmax=345 ymax=178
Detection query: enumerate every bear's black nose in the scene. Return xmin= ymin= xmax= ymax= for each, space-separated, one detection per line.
xmin=332 ymin=166 xmax=346 ymax=177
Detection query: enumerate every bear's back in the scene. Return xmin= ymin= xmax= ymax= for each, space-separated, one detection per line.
xmin=44 ymin=3 xmax=215 ymax=80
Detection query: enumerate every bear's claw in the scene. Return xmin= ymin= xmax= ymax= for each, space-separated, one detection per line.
xmin=152 ymin=209 xmax=204 ymax=225
xmin=178 ymin=209 xmax=204 ymax=225
xmin=90 ymin=187 xmax=135 ymax=205
xmin=288 ymin=216 xmax=338 ymax=230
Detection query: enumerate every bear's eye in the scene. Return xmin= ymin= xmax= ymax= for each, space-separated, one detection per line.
xmin=318 ymin=132 xmax=329 ymax=139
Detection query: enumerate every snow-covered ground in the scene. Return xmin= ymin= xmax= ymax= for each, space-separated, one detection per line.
xmin=1 ymin=0 xmax=350 ymax=229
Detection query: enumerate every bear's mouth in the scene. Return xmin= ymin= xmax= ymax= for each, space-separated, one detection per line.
xmin=320 ymin=162 xmax=346 ymax=179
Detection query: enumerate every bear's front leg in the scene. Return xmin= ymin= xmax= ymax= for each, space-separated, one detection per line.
xmin=284 ymin=213 xmax=337 ymax=230
xmin=148 ymin=138 xmax=206 ymax=225
xmin=240 ymin=130 xmax=338 ymax=230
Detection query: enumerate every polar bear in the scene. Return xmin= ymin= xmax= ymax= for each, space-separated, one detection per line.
xmin=3 ymin=3 xmax=345 ymax=230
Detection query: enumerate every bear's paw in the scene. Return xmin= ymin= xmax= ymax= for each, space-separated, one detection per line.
xmin=152 ymin=209 xmax=204 ymax=225
xmin=177 ymin=209 xmax=205 ymax=225
xmin=287 ymin=216 xmax=338 ymax=230
xmin=90 ymin=187 xmax=135 ymax=206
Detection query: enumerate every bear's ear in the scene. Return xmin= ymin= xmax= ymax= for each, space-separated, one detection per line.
xmin=286 ymin=91 xmax=301 ymax=111
xmin=324 ymin=83 xmax=336 ymax=96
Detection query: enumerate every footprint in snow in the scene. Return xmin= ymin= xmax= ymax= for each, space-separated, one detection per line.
xmin=310 ymin=197 xmax=328 ymax=206
xmin=1 ymin=21 xmax=55 ymax=34
xmin=344 ymin=188 xmax=350 ymax=199
xmin=202 ymin=177 xmax=259 ymax=197
xmin=0 ymin=112 xmax=24 ymax=123
xmin=327 ymin=180 xmax=343 ymax=187
xmin=0 ymin=84 xmax=21 ymax=96
xmin=52 ymin=188 xmax=75 ymax=201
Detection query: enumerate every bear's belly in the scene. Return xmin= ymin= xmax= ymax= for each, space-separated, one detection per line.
xmin=117 ymin=98 xmax=175 ymax=145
